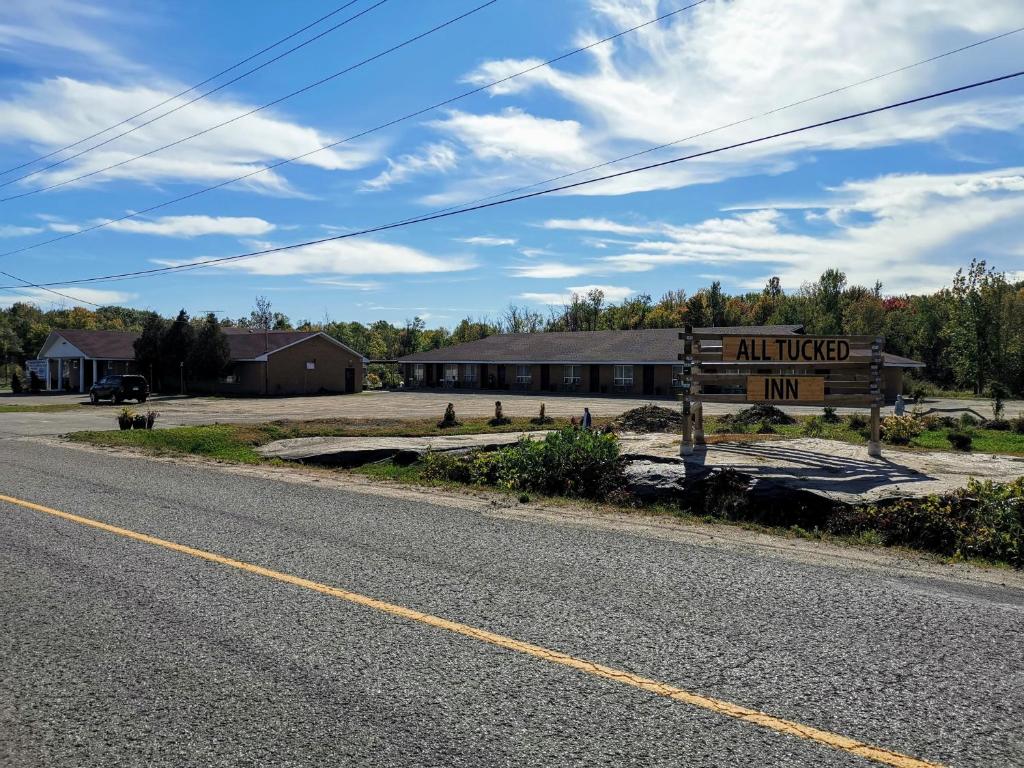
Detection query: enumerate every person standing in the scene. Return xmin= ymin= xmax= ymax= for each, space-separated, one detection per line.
xmin=582 ymin=407 xmax=592 ymax=429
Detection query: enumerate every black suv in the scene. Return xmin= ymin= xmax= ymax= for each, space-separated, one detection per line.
xmin=89 ymin=374 xmax=149 ymax=404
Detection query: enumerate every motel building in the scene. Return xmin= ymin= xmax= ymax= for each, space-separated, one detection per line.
xmin=397 ymin=325 xmax=924 ymax=404
xmin=34 ymin=328 xmax=367 ymax=395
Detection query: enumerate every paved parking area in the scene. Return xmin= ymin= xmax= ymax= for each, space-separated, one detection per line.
xmin=1 ymin=389 xmax=1019 ymax=438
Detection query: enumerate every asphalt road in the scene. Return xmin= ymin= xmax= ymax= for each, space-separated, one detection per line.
xmin=2 ymin=440 xmax=1022 ymax=767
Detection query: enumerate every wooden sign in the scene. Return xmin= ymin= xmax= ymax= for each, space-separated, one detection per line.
xmin=724 ymin=336 xmax=852 ymax=363
xmin=746 ymin=375 xmax=825 ymax=403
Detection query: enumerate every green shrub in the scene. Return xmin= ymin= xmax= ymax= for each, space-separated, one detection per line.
xmin=1012 ymin=416 xmax=1024 ymax=435
xmin=984 ymin=419 xmax=1011 ymax=431
xmin=835 ymin=478 xmax=1023 ymax=566
xmin=801 ymin=417 xmax=824 ymax=437
xmin=821 ymin=406 xmax=840 ymax=423
xmin=881 ymin=415 xmax=923 ymax=445
xmin=10 ymin=371 xmax=22 ymax=394
xmin=847 ymin=413 xmax=868 ymax=430
xmin=959 ymin=412 xmax=979 ymax=428
xmin=756 ymin=420 xmax=775 ymax=434
xmin=947 ymin=431 xmax=972 ymax=451
xmin=494 ymin=427 xmax=622 ymax=499
xmin=420 ymin=449 xmax=498 ymax=484
xmin=733 ymin=404 xmax=795 ymax=426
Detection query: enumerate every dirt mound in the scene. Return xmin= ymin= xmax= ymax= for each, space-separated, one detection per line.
xmin=612 ymin=405 xmax=684 ymax=433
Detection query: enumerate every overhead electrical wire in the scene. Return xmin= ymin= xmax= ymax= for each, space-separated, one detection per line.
xmin=0 ymin=0 xmax=370 ymax=178
xmin=0 ymin=0 xmax=387 ymax=189
xmin=0 ymin=271 xmax=100 ymax=307
xmin=0 ymin=0 xmax=709 ymax=260
xmin=6 ymin=69 xmax=1020 ymax=292
xmin=0 ymin=0 xmax=500 ymax=203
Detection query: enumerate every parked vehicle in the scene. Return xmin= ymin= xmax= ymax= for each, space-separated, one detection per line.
xmin=89 ymin=374 xmax=149 ymax=404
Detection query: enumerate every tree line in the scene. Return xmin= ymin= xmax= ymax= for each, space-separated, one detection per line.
xmin=2 ymin=260 xmax=1021 ymax=396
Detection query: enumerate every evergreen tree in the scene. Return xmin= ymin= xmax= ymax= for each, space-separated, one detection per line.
xmin=187 ymin=314 xmax=231 ymax=387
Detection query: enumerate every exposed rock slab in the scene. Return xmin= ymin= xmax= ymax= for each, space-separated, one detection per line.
xmin=257 ymin=432 xmax=545 ymax=467
xmin=621 ymin=437 xmax=1024 ymax=505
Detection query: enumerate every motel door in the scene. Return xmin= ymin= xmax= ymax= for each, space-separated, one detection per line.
xmin=643 ymin=365 xmax=655 ymax=396
xmin=589 ymin=364 xmax=600 ymax=393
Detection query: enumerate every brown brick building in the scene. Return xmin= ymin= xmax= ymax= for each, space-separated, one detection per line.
xmin=36 ymin=328 xmax=366 ymax=396
xmin=397 ymin=326 xmax=923 ymax=403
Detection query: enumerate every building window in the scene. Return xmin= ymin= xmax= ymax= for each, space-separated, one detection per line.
xmin=515 ymin=365 xmax=532 ymax=384
xmin=413 ymin=364 xmax=425 ymax=382
xmin=306 ymin=360 xmax=316 ymax=370
xmin=563 ymin=364 xmax=581 ymax=384
xmin=613 ymin=364 xmax=634 ymax=387
xmin=672 ymin=364 xmax=686 ymax=387
xmin=444 ymin=363 xmax=459 ymax=383
xmin=462 ymin=364 xmax=476 ymax=384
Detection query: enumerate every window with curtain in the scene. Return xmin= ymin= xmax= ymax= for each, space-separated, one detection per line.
xmin=613 ymin=364 xmax=634 ymax=387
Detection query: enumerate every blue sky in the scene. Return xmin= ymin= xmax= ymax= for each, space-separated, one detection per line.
xmin=0 ymin=0 xmax=1022 ymax=326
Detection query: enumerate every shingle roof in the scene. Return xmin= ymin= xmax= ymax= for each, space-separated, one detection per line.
xmin=222 ymin=328 xmax=324 ymax=359
xmin=48 ymin=329 xmax=140 ymax=359
xmin=398 ymin=326 xmax=807 ymax=364
xmin=882 ymin=352 xmax=926 ymax=368
xmin=44 ymin=328 xmax=343 ymax=361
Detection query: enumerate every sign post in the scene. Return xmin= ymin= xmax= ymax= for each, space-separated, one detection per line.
xmin=680 ymin=331 xmax=884 ymax=458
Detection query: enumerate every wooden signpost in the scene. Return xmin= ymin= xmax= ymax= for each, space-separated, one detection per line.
xmin=678 ymin=327 xmax=883 ymax=458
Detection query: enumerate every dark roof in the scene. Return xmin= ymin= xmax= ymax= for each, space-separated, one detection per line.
xmin=882 ymin=352 xmax=926 ymax=369
xmin=223 ymin=328 xmax=325 ymax=359
xmin=44 ymin=328 xmax=363 ymax=362
xmin=398 ymin=326 xmax=806 ymax=364
xmin=47 ymin=329 xmax=140 ymax=359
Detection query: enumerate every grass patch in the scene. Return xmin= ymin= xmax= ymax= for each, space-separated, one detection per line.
xmin=68 ymin=425 xmax=264 ymax=463
xmin=0 ymin=403 xmax=84 ymax=413
xmin=912 ymin=428 xmax=1024 ymax=455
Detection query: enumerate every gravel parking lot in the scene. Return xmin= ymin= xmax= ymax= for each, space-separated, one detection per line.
xmin=1 ymin=389 xmax=1018 ymax=438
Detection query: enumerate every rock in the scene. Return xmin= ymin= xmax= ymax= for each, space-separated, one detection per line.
xmin=623 ymin=460 xmax=705 ymax=500
xmin=257 ymin=432 xmax=546 ymax=467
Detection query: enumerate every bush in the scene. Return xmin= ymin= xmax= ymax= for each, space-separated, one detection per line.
xmin=421 ymin=450 xmax=499 ymax=485
xmin=437 ymin=402 xmax=460 ymax=428
xmin=834 ymin=478 xmax=1023 ymax=566
xmin=365 ymin=372 xmax=382 ymax=390
xmin=946 ymin=431 xmax=972 ymax=451
xmin=983 ymin=419 xmax=1011 ymax=431
xmin=530 ymin=403 xmax=553 ymax=425
xmin=756 ymin=421 xmax=775 ymax=434
xmin=802 ymin=416 xmax=824 ymax=437
xmin=489 ymin=400 xmax=510 ymax=426
xmin=494 ymin=428 xmax=622 ymax=499
xmin=959 ymin=412 xmax=979 ymax=428
xmin=847 ymin=413 xmax=868 ymax=430
xmin=10 ymin=370 xmax=22 ymax=394
xmin=1012 ymin=416 xmax=1024 ymax=435
xmin=821 ymin=406 xmax=840 ymax=423
xmin=733 ymin=404 xmax=795 ymax=426
xmin=881 ymin=415 xmax=923 ymax=445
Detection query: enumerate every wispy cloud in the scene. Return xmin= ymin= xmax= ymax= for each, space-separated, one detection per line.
xmin=458 ymin=236 xmax=517 ymax=246
xmin=0 ymin=286 xmax=135 ymax=308
xmin=0 ymin=224 xmax=44 ymax=237
xmin=104 ymin=215 xmax=276 ymax=238
xmin=360 ymin=143 xmax=457 ymax=192
xmin=519 ymin=284 xmax=635 ymax=304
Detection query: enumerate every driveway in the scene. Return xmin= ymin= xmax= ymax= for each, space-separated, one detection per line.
xmin=0 ymin=390 xmax=1019 ymax=438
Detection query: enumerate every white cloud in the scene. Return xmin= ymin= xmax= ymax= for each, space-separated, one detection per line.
xmin=519 ymin=284 xmax=635 ymax=304
xmin=104 ymin=215 xmax=275 ymax=238
xmin=306 ymin=278 xmax=383 ymax=291
xmin=0 ymin=286 xmax=135 ymax=308
xmin=541 ymin=217 xmax=656 ymax=235
xmin=0 ymin=78 xmax=378 ymax=194
xmin=600 ymin=167 xmax=1024 ymax=293
xmin=0 ymin=225 xmax=44 ymax=237
xmin=47 ymin=222 xmax=82 ymax=233
xmin=509 ymin=262 xmax=601 ymax=279
xmin=160 ymin=239 xmax=475 ymax=277
xmin=432 ymin=107 xmax=597 ymax=167
xmin=360 ymin=143 xmax=457 ymax=192
xmin=431 ymin=0 xmax=1024 ymax=200
xmin=458 ymin=236 xmax=517 ymax=246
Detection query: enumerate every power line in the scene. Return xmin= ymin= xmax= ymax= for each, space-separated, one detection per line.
xmin=8 ymin=69 xmax=1021 ymax=291
xmin=0 ymin=0 xmax=385 ymax=189
xmin=410 ymin=25 xmax=1024 ymax=221
xmin=0 ymin=0 xmax=368 ymax=178
xmin=0 ymin=0 xmax=500 ymax=204
xmin=0 ymin=270 xmax=100 ymax=307
xmin=0 ymin=0 xmax=707 ymax=259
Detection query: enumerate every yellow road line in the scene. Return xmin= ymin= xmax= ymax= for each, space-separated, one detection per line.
xmin=1 ymin=492 xmax=943 ymax=768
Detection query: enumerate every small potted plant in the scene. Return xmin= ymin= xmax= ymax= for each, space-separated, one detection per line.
xmin=145 ymin=411 xmax=159 ymax=430
xmin=132 ymin=413 xmax=147 ymax=430
xmin=117 ymin=407 xmax=134 ymax=430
